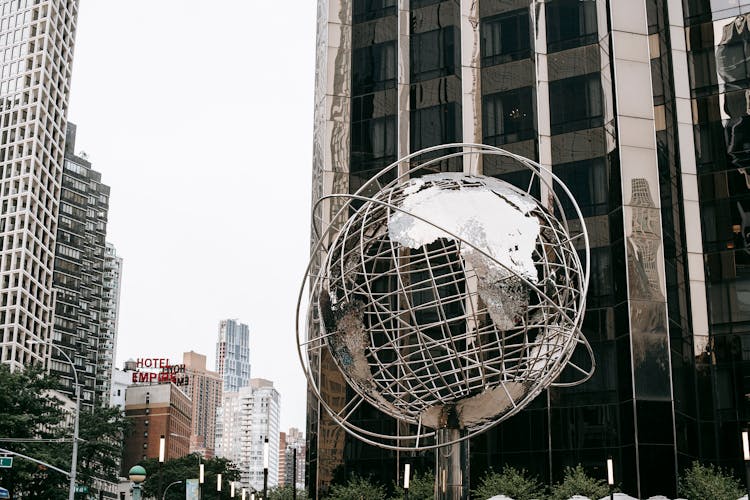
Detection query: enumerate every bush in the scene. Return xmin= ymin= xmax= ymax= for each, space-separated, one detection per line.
xmin=472 ymin=465 xmax=546 ymax=500
xmin=268 ymin=485 xmax=307 ymax=500
xmin=391 ymin=470 xmax=434 ymax=500
xmin=326 ymin=474 xmax=386 ymax=500
xmin=549 ymin=464 xmax=609 ymax=500
xmin=678 ymin=461 xmax=744 ymax=500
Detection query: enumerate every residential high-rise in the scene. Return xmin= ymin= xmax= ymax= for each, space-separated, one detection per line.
xmin=0 ymin=0 xmax=79 ymax=370
xmin=102 ymin=242 xmax=122 ymax=394
xmin=308 ymin=0 xmax=747 ymax=498
xmin=49 ymin=123 xmax=113 ymax=407
xmin=122 ymin=383 xmax=192 ymax=474
xmin=215 ymin=318 xmax=250 ymax=392
xmin=284 ymin=427 xmax=305 ymax=490
xmin=215 ymin=378 xmax=280 ymax=492
xmin=183 ymin=350 xmax=222 ymax=458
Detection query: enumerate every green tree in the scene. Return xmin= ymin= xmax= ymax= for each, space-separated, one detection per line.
xmin=678 ymin=461 xmax=744 ymax=500
xmin=326 ymin=474 xmax=386 ymax=500
xmin=0 ymin=364 xmax=69 ymax=499
xmin=472 ymin=466 xmax=546 ymax=500
xmin=140 ymin=454 xmax=241 ymax=500
xmin=391 ymin=470 xmax=435 ymax=500
xmin=268 ymin=484 xmax=308 ymax=500
xmin=76 ymin=405 xmax=131 ymax=497
xmin=549 ymin=464 xmax=609 ymax=500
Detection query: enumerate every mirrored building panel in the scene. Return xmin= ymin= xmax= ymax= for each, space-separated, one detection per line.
xmin=309 ymin=0 xmax=746 ymax=497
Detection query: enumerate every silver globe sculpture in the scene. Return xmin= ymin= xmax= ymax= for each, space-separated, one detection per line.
xmin=298 ymin=143 xmax=594 ymax=451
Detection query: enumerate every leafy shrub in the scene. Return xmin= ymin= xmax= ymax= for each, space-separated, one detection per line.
xmin=678 ymin=461 xmax=744 ymax=500
xmin=472 ymin=465 xmax=546 ymax=500
xmin=549 ymin=464 xmax=609 ymax=500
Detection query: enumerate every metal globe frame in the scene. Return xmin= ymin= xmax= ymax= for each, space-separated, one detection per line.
xmin=297 ymin=143 xmax=594 ymax=451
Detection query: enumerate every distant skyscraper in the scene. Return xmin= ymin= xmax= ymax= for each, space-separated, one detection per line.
xmin=183 ymin=350 xmax=222 ymax=458
xmin=0 ymin=0 xmax=80 ymax=370
xmin=48 ymin=123 xmax=113 ymax=407
xmin=215 ymin=319 xmax=250 ymax=392
xmin=215 ymin=378 xmax=280 ymax=492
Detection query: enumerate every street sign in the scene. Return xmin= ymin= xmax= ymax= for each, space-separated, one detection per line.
xmin=0 ymin=457 xmax=12 ymax=468
xmin=74 ymin=485 xmax=88 ymax=494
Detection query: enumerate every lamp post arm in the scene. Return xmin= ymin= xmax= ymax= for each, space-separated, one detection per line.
xmin=162 ymin=480 xmax=183 ymax=500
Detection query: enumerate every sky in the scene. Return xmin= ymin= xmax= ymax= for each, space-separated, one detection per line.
xmin=66 ymin=1 xmax=317 ymax=432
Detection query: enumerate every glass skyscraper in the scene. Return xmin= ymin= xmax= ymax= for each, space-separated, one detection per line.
xmin=307 ymin=0 xmax=750 ymax=498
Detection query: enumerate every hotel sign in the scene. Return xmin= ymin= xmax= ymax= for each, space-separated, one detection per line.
xmin=131 ymin=358 xmax=189 ymax=386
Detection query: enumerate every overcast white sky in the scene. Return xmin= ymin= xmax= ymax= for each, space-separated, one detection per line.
xmin=67 ymin=1 xmax=317 ymax=432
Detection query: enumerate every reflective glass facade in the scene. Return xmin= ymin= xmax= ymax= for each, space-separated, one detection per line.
xmin=308 ymin=0 xmax=742 ymax=498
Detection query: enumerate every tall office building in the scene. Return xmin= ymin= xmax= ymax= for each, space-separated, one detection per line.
xmin=49 ymin=123 xmax=113 ymax=406
xmin=308 ymin=0 xmax=750 ymax=497
xmin=183 ymin=350 xmax=222 ymax=457
xmin=215 ymin=378 xmax=281 ymax=491
xmin=0 ymin=0 xmax=79 ymax=370
xmin=215 ymin=318 xmax=250 ymax=392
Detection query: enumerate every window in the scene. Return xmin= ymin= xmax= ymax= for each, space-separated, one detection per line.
xmin=482 ymin=87 xmax=535 ymax=145
xmin=352 ymin=41 xmax=397 ymax=94
xmin=546 ymin=0 xmax=598 ymax=53
xmin=411 ymin=27 xmax=459 ymax=82
xmin=481 ymin=9 xmax=531 ymax=66
xmin=353 ymin=0 xmax=397 ymax=22
xmin=549 ymin=73 xmax=603 ymax=134
xmin=411 ymin=103 xmax=461 ymax=152
xmin=351 ymin=101 xmax=397 ymax=175
xmin=553 ymin=157 xmax=609 ymax=217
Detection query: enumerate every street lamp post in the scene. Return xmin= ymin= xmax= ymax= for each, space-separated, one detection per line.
xmin=159 ymin=435 xmax=166 ymax=499
xmin=743 ymin=430 xmax=750 ymax=500
xmin=230 ymin=481 xmax=236 ymax=498
xmin=162 ymin=480 xmax=182 ymax=500
xmin=292 ymin=447 xmax=297 ymax=500
xmin=263 ymin=437 xmax=269 ymax=500
xmin=129 ymin=465 xmax=147 ymax=500
xmin=607 ymin=457 xmax=615 ymax=500
xmin=28 ymin=340 xmax=79 ymax=500
xmin=199 ymin=462 xmax=205 ymax=499
xmin=403 ymin=463 xmax=410 ymax=500
xmin=217 ymin=473 xmax=222 ymax=499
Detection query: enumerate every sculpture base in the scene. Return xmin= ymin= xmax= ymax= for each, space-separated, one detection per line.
xmin=435 ymin=428 xmax=470 ymax=500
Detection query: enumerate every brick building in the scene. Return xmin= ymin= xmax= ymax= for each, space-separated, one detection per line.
xmin=122 ymin=383 xmax=192 ymax=473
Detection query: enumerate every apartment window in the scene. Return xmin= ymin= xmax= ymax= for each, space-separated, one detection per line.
xmin=546 ymin=0 xmax=598 ymax=53
xmin=411 ymin=27 xmax=458 ymax=82
xmin=481 ymin=9 xmax=531 ymax=66
xmin=482 ymin=87 xmax=535 ymax=146
xmin=352 ymin=41 xmax=397 ymax=94
xmin=549 ymin=73 xmax=603 ymax=134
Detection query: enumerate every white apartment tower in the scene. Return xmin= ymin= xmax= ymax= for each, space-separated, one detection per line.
xmin=215 ymin=378 xmax=280 ymax=492
xmin=101 ymin=242 xmax=122 ymax=395
xmin=215 ymin=318 xmax=250 ymax=392
xmin=0 ymin=0 xmax=79 ymax=369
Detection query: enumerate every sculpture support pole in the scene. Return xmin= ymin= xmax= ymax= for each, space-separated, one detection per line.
xmin=436 ymin=428 xmax=469 ymax=500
